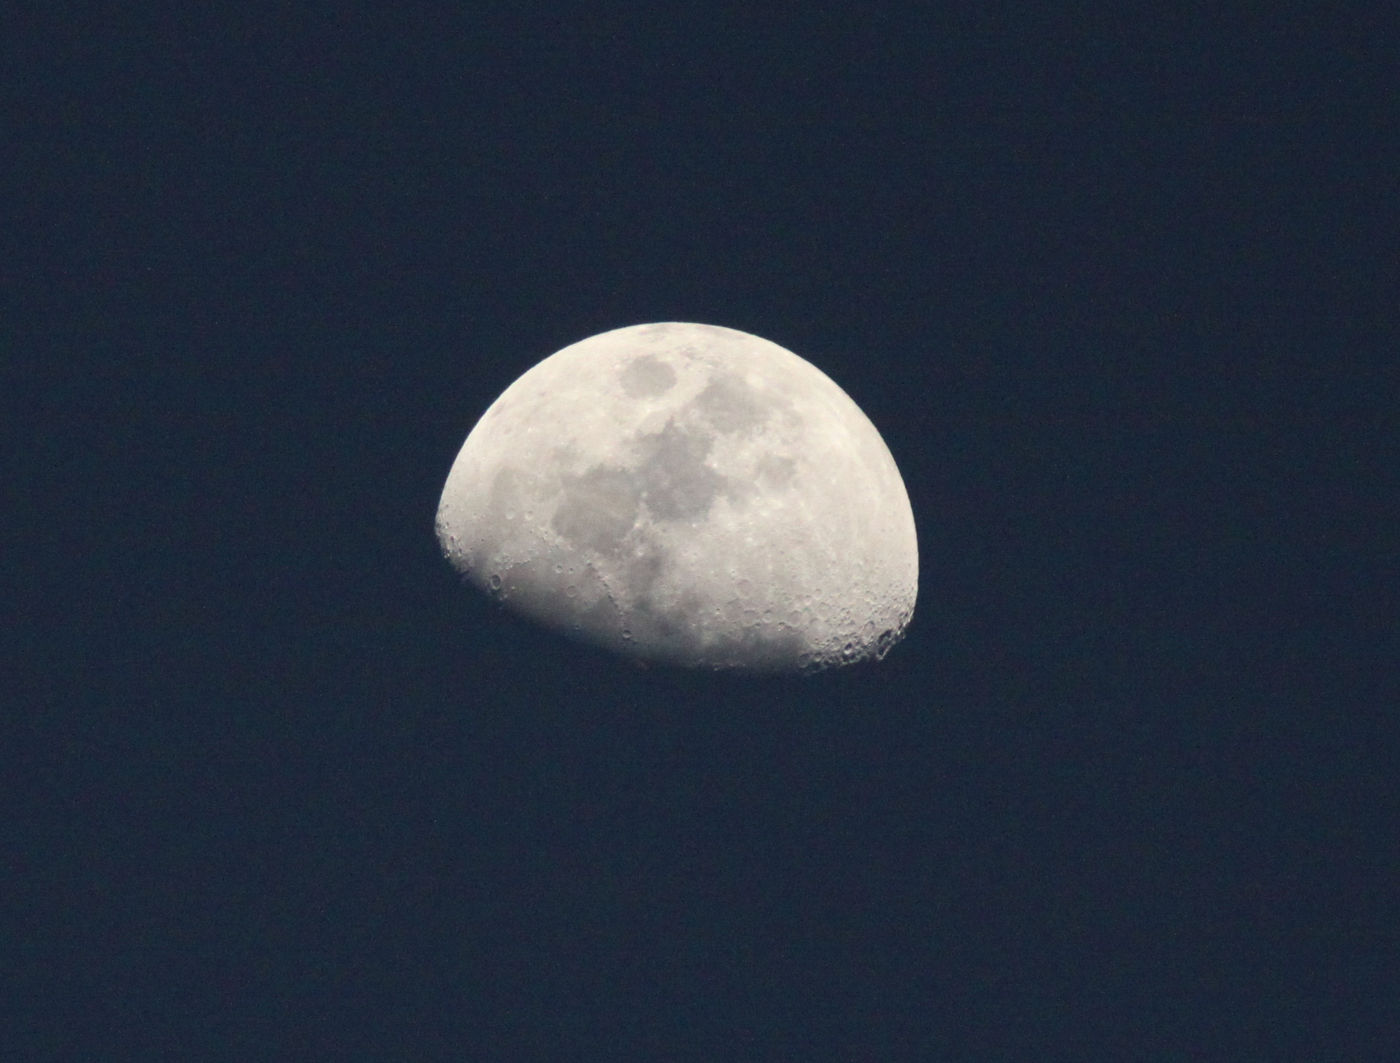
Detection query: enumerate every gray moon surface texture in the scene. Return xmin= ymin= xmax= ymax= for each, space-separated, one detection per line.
xmin=436 ymin=322 xmax=918 ymax=672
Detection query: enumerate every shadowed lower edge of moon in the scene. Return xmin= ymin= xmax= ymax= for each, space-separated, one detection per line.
xmin=454 ymin=422 xmax=885 ymax=672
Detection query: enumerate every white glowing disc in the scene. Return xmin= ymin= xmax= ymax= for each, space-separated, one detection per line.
xmin=436 ymin=322 xmax=917 ymax=671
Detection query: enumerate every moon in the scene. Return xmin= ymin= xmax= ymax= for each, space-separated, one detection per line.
xmin=436 ymin=322 xmax=917 ymax=672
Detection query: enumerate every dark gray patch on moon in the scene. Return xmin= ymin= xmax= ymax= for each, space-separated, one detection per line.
xmin=692 ymin=372 xmax=769 ymax=433
xmin=619 ymin=355 xmax=677 ymax=398
xmin=633 ymin=422 xmax=724 ymax=521
xmin=550 ymin=466 xmax=640 ymax=555
xmin=755 ymin=453 xmax=797 ymax=489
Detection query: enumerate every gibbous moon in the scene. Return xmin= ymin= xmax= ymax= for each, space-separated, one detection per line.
xmin=436 ymin=322 xmax=917 ymax=672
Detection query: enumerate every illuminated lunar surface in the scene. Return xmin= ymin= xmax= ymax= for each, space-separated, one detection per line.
xmin=436 ymin=322 xmax=917 ymax=671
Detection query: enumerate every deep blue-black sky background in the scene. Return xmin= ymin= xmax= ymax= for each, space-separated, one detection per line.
xmin=8 ymin=4 xmax=1397 ymax=1059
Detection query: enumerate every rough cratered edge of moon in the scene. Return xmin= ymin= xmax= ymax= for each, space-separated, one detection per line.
xmin=436 ymin=322 xmax=917 ymax=672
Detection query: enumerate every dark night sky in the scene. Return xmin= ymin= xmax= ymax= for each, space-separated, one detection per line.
xmin=7 ymin=4 xmax=1397 ymax=1059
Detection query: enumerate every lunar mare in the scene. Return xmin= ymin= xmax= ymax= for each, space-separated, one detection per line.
xmin=436 ymin=322 xmax=917 ymax=672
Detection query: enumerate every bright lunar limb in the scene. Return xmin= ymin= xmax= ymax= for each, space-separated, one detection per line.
xmin=436 ymin=322 xmax=917 ymax=672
